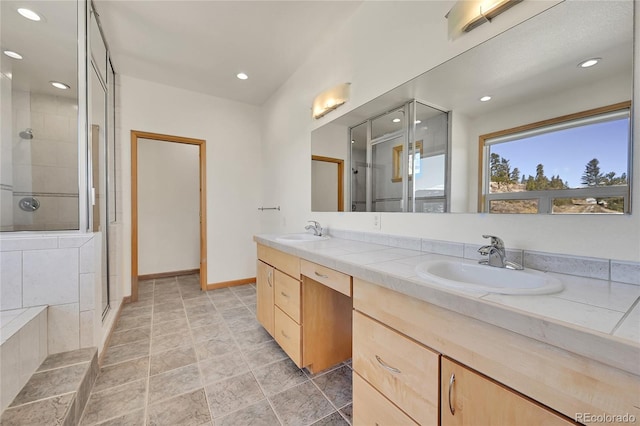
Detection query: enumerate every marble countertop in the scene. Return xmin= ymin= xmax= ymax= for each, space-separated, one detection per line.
xmin=254 ymin=234 xmax=640 ymax=376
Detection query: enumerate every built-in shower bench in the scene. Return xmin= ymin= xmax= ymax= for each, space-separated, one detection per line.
xmin=0 ymin=347 xmax=98 ymax=425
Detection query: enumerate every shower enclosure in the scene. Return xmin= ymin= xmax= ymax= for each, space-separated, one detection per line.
xmin=349 ymin=100 xmax=450 ymax=212
xmin=1 ymin=0 xmax=117 ymax=318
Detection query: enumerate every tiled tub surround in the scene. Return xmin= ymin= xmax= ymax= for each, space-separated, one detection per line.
xmin=0 ymin=306 xmax=48 ymax=412
xmin=79 ymin=275 xmax=353 ymax=425
xmin=255 ymin=230 xmax=640 ymax=376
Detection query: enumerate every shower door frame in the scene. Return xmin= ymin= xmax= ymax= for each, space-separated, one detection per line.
xmin=130 ymin=130 xmax=208 ymax=302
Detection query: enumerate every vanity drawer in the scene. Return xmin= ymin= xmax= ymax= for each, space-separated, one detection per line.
xmin=274 ymin=270 xmax=301 ymax=323
xmin=257 ymin=244 xmax=300 ymax=278
xmin=274 ymin=306 xmax=302 ymax=367
xmin=353 ymin=310 xmax=439 ymax=426
xmin=300 ymin=259 xmax=351 ymax=296
xmin=353 ymin=373 xmax=418 ymax=426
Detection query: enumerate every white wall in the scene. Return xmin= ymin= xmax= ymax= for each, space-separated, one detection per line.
xmin=260 ymin=0 xmax=640 ymax=262
xmin=137 ymin=139 xmax=200 ymax=275
xmin=119 ymin=75 xmax=262 ymax=291
xmin=311 ymin=122 xmax=350 ymax=210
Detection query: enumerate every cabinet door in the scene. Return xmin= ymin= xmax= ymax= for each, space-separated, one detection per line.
xmin=442 ymin=358 xmax=576 ymax=426
xmin=256 ymin=260 xmax=274 ymax=336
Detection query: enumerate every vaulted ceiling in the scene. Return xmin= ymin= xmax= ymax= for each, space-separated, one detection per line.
xmin=95 ymin=1 xmax=363 ymax=106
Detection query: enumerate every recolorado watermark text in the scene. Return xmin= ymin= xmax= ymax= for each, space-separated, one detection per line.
xmin=575 ymin=413 xmax=637 ymax=424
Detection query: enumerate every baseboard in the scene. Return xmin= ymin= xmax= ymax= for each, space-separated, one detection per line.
xmin=138 ymin=268 xmax=200 ymax=280
xmin=206 ymin=277 xmax=256 ymax=291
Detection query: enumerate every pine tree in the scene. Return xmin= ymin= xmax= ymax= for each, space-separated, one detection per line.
xmin=582 ymin=158 xmax=603 ymax=187
xmin=510 ymin=167 xmax=520 ymax=184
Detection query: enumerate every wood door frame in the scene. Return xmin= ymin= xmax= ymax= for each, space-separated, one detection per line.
xmin=312 ymin=155 xmax=344 ymax=212
xmin=131 ymin=130 xmax=207 ymax=302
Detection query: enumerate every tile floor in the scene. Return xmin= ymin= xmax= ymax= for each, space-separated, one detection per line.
xmin=79 ymin=274 xmax=353 ymax=426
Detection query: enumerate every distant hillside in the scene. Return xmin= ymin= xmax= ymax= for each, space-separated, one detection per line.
xmin=489 ymin=183 xmax=622 ymax=214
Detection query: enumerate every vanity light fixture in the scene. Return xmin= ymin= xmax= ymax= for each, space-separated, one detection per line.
xmin=236 ymin=72 xmax=248 ymax=80
xmin=446 ymin=0 xmax=523 ymax=40
xmin=578 ymin=58 xmax=600 ymax=68
xmin=17 ymin=8 xmax=42 ymax=21
xmin=415 ymin=120 xmax=422 ymax=124
xmin=312 ymin=82 xmax=350 ymax=119
xmin=392 ymin=118 xmax=401 ymax=123
xmin=480 ymin=95 xmax=492 ymax=102
xmin=50 ymin=81 xmax=70 ymax=90
xmin=3 ymin=50 xmax=23 ymax=59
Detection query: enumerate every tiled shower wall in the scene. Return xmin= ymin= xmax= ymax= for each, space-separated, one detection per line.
xmin=0 ymin=233 xmax=100 ymax=353
xmin=10 ymin=91 xmax=79 ymax=231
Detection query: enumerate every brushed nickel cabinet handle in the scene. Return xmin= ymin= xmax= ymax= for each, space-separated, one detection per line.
xmin=448 ymin=373 xmax=456 ymax=415
xmin=280 ymin=291 xmax=289 ymax=298
xmin=314 ymin=271 xmax=329 ymax=279
xmin=280 ymin=330 xmax=290 ymax=339
xmin=375 ymin=355 xmax=401 ymax=374
xmin=267 ymin=270 xmax=272 ymax=287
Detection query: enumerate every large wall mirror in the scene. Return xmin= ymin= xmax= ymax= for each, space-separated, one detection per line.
xmin=311 ymin=1 xmax=633 ymax=214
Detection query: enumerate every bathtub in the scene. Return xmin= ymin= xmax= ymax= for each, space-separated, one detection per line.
xmin=0 ymin=306 xmax=48 ymax=412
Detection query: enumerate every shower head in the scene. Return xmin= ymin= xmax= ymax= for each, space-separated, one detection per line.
xmin=19 ymin=128 xmax=34 ymax=140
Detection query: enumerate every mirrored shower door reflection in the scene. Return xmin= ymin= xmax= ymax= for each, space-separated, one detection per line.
xmin=349 ymin=100 xmax=449 ymax=213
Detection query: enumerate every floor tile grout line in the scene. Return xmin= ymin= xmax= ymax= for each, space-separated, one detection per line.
xmin=141 ymin=277 xmax=158 ymax=426
xmin=181 ymin=274 xmax=215 ymax=424
xmin=215 ymin=289 xmax=286 ymax=426
xmin=307 ymin=369 xmax=352 ymax=425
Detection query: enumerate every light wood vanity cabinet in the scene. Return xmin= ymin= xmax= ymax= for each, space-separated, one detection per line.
xmin=256 ymin=260 xmax=275 ymax=335
xmin=441 ymin=357 xmax=574 ymax=426
xmin=256 ymin=244 xmax=352 ymax=373
xmin=353 ymin=373 xmax=418 ymax=426
xmin=351 ymin=277 xmax=605 ymax=426
xmin=353 ymin=311 xmax=439 ymax=425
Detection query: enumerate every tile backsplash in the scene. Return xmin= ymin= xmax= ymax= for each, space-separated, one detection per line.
xmin=328 ymin=229 xmax=640 ymax=286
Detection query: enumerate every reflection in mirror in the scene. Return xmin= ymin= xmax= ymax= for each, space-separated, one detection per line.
xmin=311 ymin=0 xmax=633 ymax=214
xmin=348 ymin=101 xmax=449 ymax=213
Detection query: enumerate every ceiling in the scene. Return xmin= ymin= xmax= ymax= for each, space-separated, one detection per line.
xmin=95 ymin=0 xmax=363 ymax=106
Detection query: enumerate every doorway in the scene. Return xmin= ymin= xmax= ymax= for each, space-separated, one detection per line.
xmin=311 ymin=155 xmax=344 ymax=211
xmin=131 ymin=130 xmax=207 ymax=302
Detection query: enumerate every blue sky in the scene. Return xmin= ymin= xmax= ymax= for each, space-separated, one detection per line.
xmin=491 ymin=118 xmax=630 ymax=188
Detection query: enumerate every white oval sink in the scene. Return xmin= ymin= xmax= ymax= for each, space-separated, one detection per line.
xmin=276 ymin=233 xmax=330 ymax=243
xmin=415 ymin=260 xmax=563 ymax=295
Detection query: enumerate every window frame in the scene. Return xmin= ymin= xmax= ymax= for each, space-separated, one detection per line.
xmin=477 ymin=101 xmax=632 ymax=214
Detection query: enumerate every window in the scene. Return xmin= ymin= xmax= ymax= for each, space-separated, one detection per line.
xmin=479 ymin=102 xmax=631 ymax=214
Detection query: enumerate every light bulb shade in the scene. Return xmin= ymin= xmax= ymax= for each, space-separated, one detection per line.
xmin=312 ymin=83 xmax=350 ymax=119
xmin=447 ymin=0 xmax=523 ymax=40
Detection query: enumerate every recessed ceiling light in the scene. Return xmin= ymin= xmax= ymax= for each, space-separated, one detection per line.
xmin=351 ymin=140 xmax=355 ymax=144
xmin=578 ymin=58 xmax=600 ymax=68
xmin=3 ymin=50 xmax=23 ymax=59
xmin=17 ymin=8 xmax=41 ymax=21
xmin=392 ymin=118 xmax=401 ymax=123
xmin=50 ymin=81 xmax=70 ymax=90
xmin=236 ymin=72 xmax=248 ymax=80
xmin=480 ymin=95 xmax=492 ymax=102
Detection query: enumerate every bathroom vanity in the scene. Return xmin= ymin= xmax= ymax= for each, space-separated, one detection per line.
xmin=256 ymin=244 xmax=352 ymax=373
xmin=254 ymin=234 xmax=639 ymax=425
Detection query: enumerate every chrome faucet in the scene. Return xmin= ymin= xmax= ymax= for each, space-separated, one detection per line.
xmin=478 ymin=235 xmax=523 ymax=270
xmin=305 ymin=220 xmax=323 ymax=236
